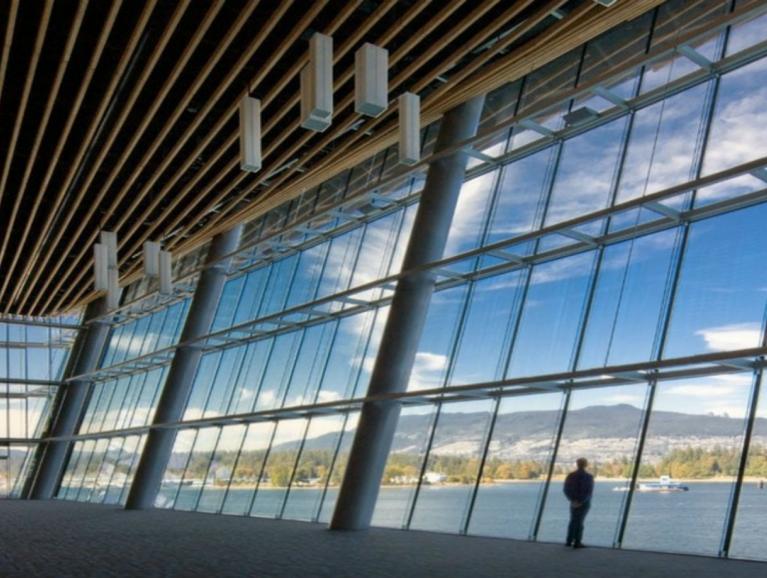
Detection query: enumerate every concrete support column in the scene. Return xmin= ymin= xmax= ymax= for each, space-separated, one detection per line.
xmin=125 ymin=226 xmax=242 ymax=510
xmin=330 ymin=95 xmax=485 ymax=530
xmin=26 ymin=297 xmax=112 ymax=500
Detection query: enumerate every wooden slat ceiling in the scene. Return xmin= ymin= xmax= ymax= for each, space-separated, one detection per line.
xmin=0 ymin=0 xmax=667 ymax=316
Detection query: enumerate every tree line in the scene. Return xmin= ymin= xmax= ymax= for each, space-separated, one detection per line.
xmin=172 ymin=445 xmax=767 ymax=488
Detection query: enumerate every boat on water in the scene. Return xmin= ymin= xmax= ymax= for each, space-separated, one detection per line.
xmin=612 ymin=476 xmax=690 ymax=493
xmin=637 ymin=475 xmax=689 ymax=493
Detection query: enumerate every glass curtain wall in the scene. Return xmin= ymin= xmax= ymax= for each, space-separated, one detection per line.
xmin=153 ymin=130 xmax=434 ymax=520
xmin=0 ymin=316 xmax=78 ymax=497
xmin=56 ymin=286 xmax=193 ymax=504
xmin=363 ymin=0 xmax=767 ymax=562
xmin=47 ymin=0 xmax=767 ymax=563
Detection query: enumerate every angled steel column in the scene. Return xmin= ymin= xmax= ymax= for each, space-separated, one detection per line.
xmin=26 ymin=297 xmax=112 ymax=500
xmin=330 ymin=95 xmax=485 ymax=530
xmin=125 ymin=226 xmax=242 ymax=509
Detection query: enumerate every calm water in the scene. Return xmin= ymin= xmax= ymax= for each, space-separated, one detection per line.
xmin=88 ymin=481 xmax=767 ymax=560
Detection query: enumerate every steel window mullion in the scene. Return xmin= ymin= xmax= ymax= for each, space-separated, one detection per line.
xmin=529 ymin=44 xmax=601 ymax=542
xmin=277 ymin=418 xmax=313 ymax=519
xmin=614 ymin=379 xmax=658 ymax=547
xmin=404 ymin=404 xmax=442 ymax=530
xmin=168 ymin=428 xmax=200 ymax=510
xmin=217 ymin=424 xmax=249 ymax=515
xmin=245 ymin=422 xmax=280 ymax=517
xmin=191 ymin=426 xmax=224 ymax=512
xmin=119 ymin=435 xmax=147 ymax=505
xmin=461 ymin=396 xmax=501 ymax=535
xmin=314 ymin=411 xmax=351 ymax=523
xmin=101 ymin=436 xmax=127 ymax=504
xmin=531 ymin=388 xmax=571 ymax=540
xmin=720 ymin=367 xmax=763 ymax=557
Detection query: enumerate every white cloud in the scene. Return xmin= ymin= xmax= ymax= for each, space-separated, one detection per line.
xmin=695 ymin=322 xmax=762 ymax=352
xmin=409 ymin=352 xmax=450 ymax=391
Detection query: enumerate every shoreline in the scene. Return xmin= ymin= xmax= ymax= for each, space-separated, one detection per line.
xmin=189 ymin=476 xmax=767 ymax=491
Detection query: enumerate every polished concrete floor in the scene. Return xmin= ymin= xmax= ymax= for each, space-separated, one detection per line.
xmin=0 ymin=500 xmax=764 ymax=578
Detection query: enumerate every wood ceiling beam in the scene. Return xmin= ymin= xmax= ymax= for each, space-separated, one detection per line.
xmin=160 ymin=0 xmax=494 ymax=253
xmin=0 ymin=0 xmax=54 ymax=206
xmin=118 ymin=0 xmax=391 ymax=250
xmin=194 ymin=0 xmax=543 ymax=243
xmin=233 ymin=0 xmax=532 ymax=228
xmin=58 ymin=0 xmax=570 ymax=310
xmin=0 ymin=0 xmax=88 ymax=300
xmin=41 ymin=0 xmax=324 ymax=313
xmin=183 ymin=0 xmax=661 ymax=254
xmin=53 ymin=0 xmax=361 ymax=312
xmin=17 ymin=0 xmax=158 ymax=314
xmin=3 ymin=0 xmax=124 ymax=310
xmin=23 ymin=0 xmax=192 ymax=314
xmin=66 ymin=0 xmax=435 ymax=307
xmin=115 ymin=0 xmax=361 ymax=243
xmin=0 ymin=0 xmax=20 ymax=114
xmin=13 ymin=0 xmax=687 ymax=315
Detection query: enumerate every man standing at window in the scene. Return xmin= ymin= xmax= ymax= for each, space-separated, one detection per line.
xmin=564 ymin=457 xmax=594 ymax=548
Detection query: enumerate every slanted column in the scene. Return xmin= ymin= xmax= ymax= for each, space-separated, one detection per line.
xmin=125 ymin=226 xmax=242 ymax=510
xmin=26 ymin=297 xmax=112 ymax=500
xmin=330 ymin=95 xmax=485 ymax=530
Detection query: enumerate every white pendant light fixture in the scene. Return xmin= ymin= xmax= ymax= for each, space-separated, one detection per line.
xmin=300 ymin=32 xmax=333 ymax=132
xmin=398 ymin=92 xmax=420 ymax=165
xmin=98 ymin=230 xmax=120 ymax=309
xmin=239 ymin=95 xmax=262 ymax=172
xmin=143 ymin=241 xmax=173 ymax=295
xmin=355 ymin=43 xmax=388 ymax=117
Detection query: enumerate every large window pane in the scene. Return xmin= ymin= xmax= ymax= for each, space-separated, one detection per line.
xmin=155 ymin=429 xmax=197 ymax=509
xmin=282 ymin=415 xmax=346 ymax=521
xmin=623 ymin=375 xmax=752 ymax=555
xmin=616 ymin=82 xmax=711 ymax=205
xmin=702 ymin=57 xmax=767 ymax=177
xmin=410 ymin=400 xmax=494 ymax=533
xmin=578 ymin=229 xmax=679 ymax=368
xmin=372 ymin=406 xmax=436 ymax=528
xmin=318 ymin=413 xmax=360 ymax=523
xmin=543 ymin=117 xmax=628 ymax=229
xmin=469 ymin=393 xmax=564 ymax=539
xmin=197 ymin=425 xmax=247 ymax=514
xmin=664 ymin=205 xmax=767 ymax=358
xmin=484 ymin=147 xmax=554 ymax=247
xmin=449 ymin=271 xmax=525 ymax=386
xmin=408 ymin=287 xmax=467 ymax=392
xmin=250 ymin=419 xmax=307 ymax=518
xmin=221 ymin=422 xmax=275 ymax=516
xmin=538 ymin=385 xmax=648 ymax=546
xmin=507 ymin=252 xmax=596 ymax=378
xmin=175 ymin=427 xmax=221 ymax=511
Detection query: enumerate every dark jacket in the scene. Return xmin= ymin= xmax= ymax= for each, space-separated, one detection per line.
xmin=564 ymin=469 xmax=594 ymax=504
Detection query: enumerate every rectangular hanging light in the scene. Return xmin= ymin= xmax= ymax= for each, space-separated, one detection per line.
xmin=99 ymin=230 xmax=117 ymax=268
xmin=106 ymin=269 xmax=120 ymax=309
xmin=98 ymin=230 xmax=120 ymax=308
xmin=143 ymin=241 xmax=161 ymax=277
xmin=355 ymin=43 xmax=388 ymax=117
xmin=239 ymin=95 xmax=262 ymax=172
xmin=159 ymin=250 xmax=173 ymax=295
xmin=398 ymin=92 xmax=420 ymax=165
xmin=300 ymin=33 xmax=333 ymax=132
xmin=93 ymin=244 xmax=108 ymax=292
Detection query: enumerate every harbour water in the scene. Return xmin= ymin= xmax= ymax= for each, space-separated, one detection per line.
xmin=154 ymin=480 xmax=767 ymax=561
